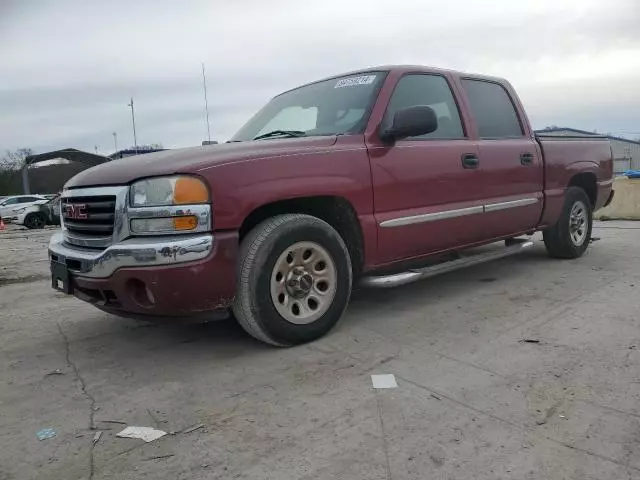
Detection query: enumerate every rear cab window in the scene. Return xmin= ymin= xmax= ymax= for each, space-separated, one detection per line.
xmin=461 ymin=79 xmax=523 ymax=138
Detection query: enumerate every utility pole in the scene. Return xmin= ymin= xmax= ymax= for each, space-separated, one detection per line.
xmin=201 ymin=63 xmax=211 ymax=143
xmin=127 ymin=98 xmax=138 ymax=153
xmin=112 ymin=132 xmax=118 ymax=153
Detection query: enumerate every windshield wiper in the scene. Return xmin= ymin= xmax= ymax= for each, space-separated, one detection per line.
xmin=253 ymin=130 xmax=307 ymax=141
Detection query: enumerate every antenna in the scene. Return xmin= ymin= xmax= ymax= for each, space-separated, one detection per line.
xmin=127 ymin=98 xmax=138 ymax=153
xmin=202 ymin=62 xmax=211 ymax=143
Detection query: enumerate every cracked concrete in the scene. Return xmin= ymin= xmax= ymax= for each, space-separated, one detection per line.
xmin=2 ymin=222 xmax=640 ymax=479
xmin=55 ymin=321 xmax=97 ymax=480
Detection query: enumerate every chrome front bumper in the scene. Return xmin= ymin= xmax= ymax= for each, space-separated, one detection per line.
xmin=48 ymin=231 xmax=214 ymax=279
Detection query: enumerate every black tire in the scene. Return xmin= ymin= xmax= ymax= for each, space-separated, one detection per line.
xmin=543 ymin=187 xmax=592 ymax=259
xmin=24 ymin=213 xmax=46 ymax=229
xmin=233 ymin=214 xmax=352 ymax=346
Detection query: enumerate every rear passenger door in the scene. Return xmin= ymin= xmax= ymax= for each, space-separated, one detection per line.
xmin=460 ymin=79 xmax=543 ymax=239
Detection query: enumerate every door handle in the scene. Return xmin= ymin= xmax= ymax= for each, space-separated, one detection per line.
xmin=520 ymin=153 xmax=534 ymax=166
xmin=461 ymin=153 xmax=479 ymax=169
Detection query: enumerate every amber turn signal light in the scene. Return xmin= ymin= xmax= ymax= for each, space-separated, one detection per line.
xmin=173 ymin=177 xmax=209 ymax=205
xmin=173 ymin=215 xmax=198 ymax=231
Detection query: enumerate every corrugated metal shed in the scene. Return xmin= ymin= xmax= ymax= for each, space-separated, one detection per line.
xmin=536 ymin=128 xmax=640 ymax=174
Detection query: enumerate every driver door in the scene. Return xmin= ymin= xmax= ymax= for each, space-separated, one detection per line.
xmin=367 ymin=73 xmax=485 ymax=264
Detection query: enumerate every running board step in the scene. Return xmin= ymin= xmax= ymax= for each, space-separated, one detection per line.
xmin=359 ymin=239 xmax=534 ymax=288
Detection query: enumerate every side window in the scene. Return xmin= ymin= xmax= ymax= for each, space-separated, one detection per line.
xmin=461 ymin=79 xmax=523 ymax=138
xmin=385 ymin=74 xmax=464 ymax=140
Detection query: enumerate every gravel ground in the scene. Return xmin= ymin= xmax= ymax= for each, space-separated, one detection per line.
xmin=1 ymin=222 xmax=640 ymax=480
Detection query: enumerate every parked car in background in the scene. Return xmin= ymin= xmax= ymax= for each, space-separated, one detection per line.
xmin=8 ymin=194 xmax=61 ymax=229
xmin=49 ymin=65 xmax=614 ymax=346
xmin=0 ymin=195 xmax=48 ymax=219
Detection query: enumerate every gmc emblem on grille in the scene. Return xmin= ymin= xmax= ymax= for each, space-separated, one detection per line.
xmin=63 ymin=204 xmax=88 ymax=220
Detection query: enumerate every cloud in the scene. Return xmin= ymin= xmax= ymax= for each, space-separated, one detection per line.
xmin=1 ymin=0 xmax=639 ymax=153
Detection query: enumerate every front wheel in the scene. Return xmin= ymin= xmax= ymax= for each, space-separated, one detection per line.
xmin=233 ymin=214 xmax=352 ymax=346
xmin=543 ymin=187 xmax=592 ymax=259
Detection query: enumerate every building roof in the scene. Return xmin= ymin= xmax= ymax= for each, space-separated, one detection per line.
xmin=537 ymin=127 xmax=640 ymax=146
xmin=25 ymin=148 xmax=109 ymax=167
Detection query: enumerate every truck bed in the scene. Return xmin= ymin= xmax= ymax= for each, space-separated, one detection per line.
xmin=536 ymin=133 xmax=613 ymax=226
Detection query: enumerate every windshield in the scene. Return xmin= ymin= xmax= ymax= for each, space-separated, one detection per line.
xmin=230 ymin=72 xmax=386 ymax=142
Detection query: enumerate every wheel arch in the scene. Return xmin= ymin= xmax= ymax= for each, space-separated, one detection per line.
xmin=238 ymin=196 xmax=365 ymax=276
xmin=567 ymin=172 xmax=597 ymax=207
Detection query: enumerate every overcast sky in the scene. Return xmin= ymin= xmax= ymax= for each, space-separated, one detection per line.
xmin=1 ymin=0 xmax=639 ymax=155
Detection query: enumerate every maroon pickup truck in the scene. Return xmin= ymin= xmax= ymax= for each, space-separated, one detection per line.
xmin=49 ymin=65 xmax=614 ymax=346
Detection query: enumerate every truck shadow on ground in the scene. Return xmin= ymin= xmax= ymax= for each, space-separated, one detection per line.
xmin=91 ymin=245 xmax=555 ymax=356
xmin=40 ymin=242 xmax=607 ymax=396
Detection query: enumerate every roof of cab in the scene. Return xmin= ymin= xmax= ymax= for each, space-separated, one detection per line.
xmin=278 ymin=65 xmax=507 ymax=96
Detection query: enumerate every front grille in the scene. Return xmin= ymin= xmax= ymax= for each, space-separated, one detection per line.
xmin=62 ymin=195 xmax=116 ymax=237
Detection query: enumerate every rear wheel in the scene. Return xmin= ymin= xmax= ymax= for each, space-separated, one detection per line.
xmin=24 ymin=213 xmax=46 ymax=229
xmin=233 ymin=214 xmax=352 ymax=346
xmin=543 ymin=187 xmax=592 ymax=259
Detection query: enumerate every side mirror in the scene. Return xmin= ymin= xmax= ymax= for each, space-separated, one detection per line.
xmin=380 ymin=105 xmax=438 ymax=143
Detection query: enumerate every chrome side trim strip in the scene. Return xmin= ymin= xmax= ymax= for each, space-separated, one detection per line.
xmin=379 ymin=205 xmax=484 ymax=228
xmin=484 ymin=197 xmax=538 ymax=212
xmin=380 ymin=197 xmax=539 ymax=228
xmin=598 ymin=179 xmax=613 ymax=186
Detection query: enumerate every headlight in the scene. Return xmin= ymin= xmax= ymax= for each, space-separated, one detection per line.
xmin=14 ymin=207 xmax=27 ymax=213
xmin=130 ymin=175 xmax=209 ymax=207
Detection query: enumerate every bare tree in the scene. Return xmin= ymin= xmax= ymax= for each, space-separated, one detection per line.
xmin=1 ymin=149 xmax=33 ymax=195
xmin=1 ymin=148 xmax=33 ymax=171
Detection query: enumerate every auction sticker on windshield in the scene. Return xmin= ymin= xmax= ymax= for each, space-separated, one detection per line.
xmin=334 ymin=75 xmax=377 ymax=88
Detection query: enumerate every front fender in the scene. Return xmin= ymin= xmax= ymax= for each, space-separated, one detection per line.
xmin=204 ymin=144 xmax=373 ymax=231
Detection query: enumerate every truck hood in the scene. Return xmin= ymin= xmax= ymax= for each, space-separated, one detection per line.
xmin=66 ymin=136 xmax=338 ymax=188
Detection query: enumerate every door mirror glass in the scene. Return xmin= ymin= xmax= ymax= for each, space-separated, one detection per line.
xmin=381 ymin=106 xmax=438 ymax=143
